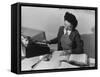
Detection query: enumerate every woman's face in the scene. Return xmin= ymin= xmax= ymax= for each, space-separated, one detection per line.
xmin=64 ymin=20 xmax=73 ymax=30
xmin=21 ymin=36 xmax=29 ymax=47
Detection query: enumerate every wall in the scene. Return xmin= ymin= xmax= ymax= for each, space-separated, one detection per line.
xmin=22 ymin=6 xmax=95 ymax=40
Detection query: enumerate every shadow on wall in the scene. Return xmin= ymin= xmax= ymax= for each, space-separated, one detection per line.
xmin=22 ymin=27 xmax=46 ymax=42
xmin=81 ymin=27 xmax=95 ymax=58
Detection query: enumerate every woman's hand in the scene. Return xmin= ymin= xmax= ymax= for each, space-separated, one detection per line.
xmin=66 ymin=50 xmax=72 ymax=54
xmin=60 ymin=50 xmax=72 ymax=56
xmin=42 ymin=40 xmax=51 ymax=44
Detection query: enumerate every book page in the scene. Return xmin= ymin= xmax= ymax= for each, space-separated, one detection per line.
xmin=68 ymin=54 xmax=88 ymax=64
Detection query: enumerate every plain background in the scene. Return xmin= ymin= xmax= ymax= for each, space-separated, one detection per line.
xmin=0 ymin=0 xmax=99 ymax=77
xmin=22 ymin=7 xmax=95 ymax=40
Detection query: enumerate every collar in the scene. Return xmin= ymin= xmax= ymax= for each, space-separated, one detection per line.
xmin=64 ymin=28 xmax=71 ymax=35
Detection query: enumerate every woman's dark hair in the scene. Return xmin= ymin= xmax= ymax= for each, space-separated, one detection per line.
xmin=64 ymin=12 xmax=78 ymax=29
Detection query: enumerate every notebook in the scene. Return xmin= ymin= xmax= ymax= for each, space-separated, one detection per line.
xmin=68 ymin=54 xmax=88 ymax=66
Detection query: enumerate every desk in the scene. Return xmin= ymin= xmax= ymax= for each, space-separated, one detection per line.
xmin=21 ymin=51 xmax=95 ymax=71
xmin=21 ymin=51 xmax=79 ymax=71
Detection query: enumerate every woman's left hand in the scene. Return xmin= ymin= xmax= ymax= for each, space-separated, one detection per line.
xmin=64 ymin=50 xmax=72 ymax=55
xmin=67 ymin=50 xmax=72 ymax=53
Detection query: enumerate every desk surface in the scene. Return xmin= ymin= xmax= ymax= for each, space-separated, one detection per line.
xmin=21 ymin=51 xmax=95 ymax=71
xmin=21 ymin=51 xmax=79 ymax=71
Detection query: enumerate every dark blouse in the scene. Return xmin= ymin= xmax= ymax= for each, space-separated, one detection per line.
xmin=60 ymin=32 xmax=72 ymax=50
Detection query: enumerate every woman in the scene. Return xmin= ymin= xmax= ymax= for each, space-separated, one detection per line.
xmin=47 ymin=12 xmax=84 ymax=54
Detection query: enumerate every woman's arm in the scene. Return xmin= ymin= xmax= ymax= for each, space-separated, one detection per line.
xmin=49 ymin=37 xmax=58 ymax=44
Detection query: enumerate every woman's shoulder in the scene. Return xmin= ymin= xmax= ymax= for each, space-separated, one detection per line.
xmin=58 ymin=26 xmax=64 ymax=31
xmin=71 ymin=29 xmax=81 ymax=38
xmin=72 ymin=29 xmax=80 ymax=35
xmin=59 ymin=26 xmax=64 ymax=29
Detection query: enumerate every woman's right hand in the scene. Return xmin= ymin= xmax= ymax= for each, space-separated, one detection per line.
xmin=42 ymin=40 xmax=51 ymax=44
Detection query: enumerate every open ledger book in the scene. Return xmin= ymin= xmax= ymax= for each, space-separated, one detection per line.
xmin=60 ymin=53 xmax=88 ymax=66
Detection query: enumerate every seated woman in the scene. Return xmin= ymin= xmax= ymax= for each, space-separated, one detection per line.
xmin=47 ymin=12 xmax=84 ymax=56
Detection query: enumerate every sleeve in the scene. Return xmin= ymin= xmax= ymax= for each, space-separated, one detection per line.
xmin=49 ymin=37 xmax=58 ymax=44
xmin=71 ymin=31 xmax=84 ymax=54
